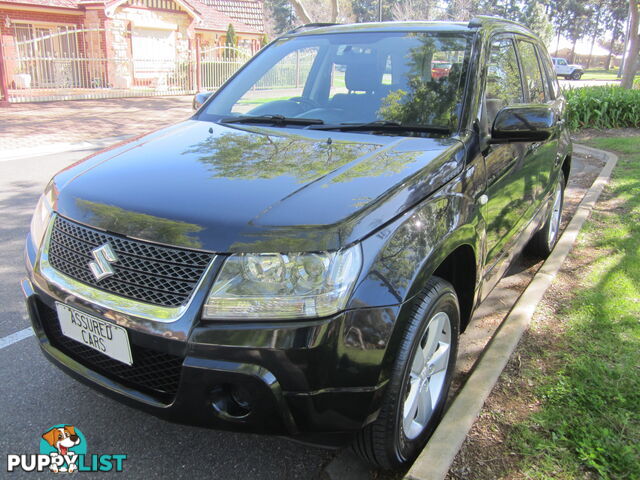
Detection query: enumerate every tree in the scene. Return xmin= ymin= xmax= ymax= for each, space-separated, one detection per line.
xmin=585 ymin=0 xmax=605 ymax=69
xmin=225 ymin=24 xmax=237 ymax=49
xmin=475 ymin=0 xmax=553 ymax=43
xmin=446 ymin=0 xmax=480 ymax=21
xmin=563 ymin=0 xmax=591 ymax=63
xmin=621 ymin=0 xmax=639 ymax=89
xmin=289 ymin=0 xmax=313 ymax=23
xmin=602 ymin=0 xmax=628 ymax=70
xmin=392 ymin=0 xmax=441 ymax=21
xmin=520 ymin=2 xmax=554 ymax=45
xmin=264 ymin=0 xmax=296 ymax=35
xmin=352 ymin=0 xmax=394 ymax=22
xmin=287 ymin=0 xmax=338 ymax=24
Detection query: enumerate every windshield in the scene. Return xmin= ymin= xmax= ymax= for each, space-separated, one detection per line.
xmin=199 ymin=31 xmax=472 ymax=133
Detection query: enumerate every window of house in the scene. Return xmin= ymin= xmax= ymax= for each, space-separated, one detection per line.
xmin=131 ymin=27 xmax=176 ymax=76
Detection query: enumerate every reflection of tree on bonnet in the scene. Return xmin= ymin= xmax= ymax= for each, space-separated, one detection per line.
xmin=183 ymin=130 xmax=420 ymax=184
xmin=75 ymin=199 xmax=203 ymax=249
xmin=378 ymin=35 xmax=468 ymax=128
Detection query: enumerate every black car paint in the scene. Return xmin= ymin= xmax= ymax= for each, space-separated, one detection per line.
xmin=23 ymin=19 xmax=571 ymax=446
xmin=50 ymin=121 xmax=465 ymax=254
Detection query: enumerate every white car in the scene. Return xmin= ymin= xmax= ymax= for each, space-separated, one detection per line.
xmin=552 ymin=57 xmax=583 ymax=80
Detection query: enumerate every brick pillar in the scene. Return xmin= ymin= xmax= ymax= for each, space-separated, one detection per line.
xmin=195 ymin=34 xmax=201 ymax=92
xmin=0 ymin=33 xmax=10 ymax=106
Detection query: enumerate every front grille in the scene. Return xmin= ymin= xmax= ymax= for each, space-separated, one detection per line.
xmin=37 ymin=300 xmax=183 ymax=403
xmin=48 ymin=215 xmax=214 ymax=307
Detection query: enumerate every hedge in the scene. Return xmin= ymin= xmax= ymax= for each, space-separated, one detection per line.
xmin=565 ymin=85 xmax=640 ymax=130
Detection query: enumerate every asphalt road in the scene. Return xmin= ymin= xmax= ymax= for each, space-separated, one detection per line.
xmin=0 ymin=149 xmax=335 ymax=479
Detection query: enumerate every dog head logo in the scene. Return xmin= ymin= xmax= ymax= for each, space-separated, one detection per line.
xmin=41 ymin=425 xmax=83 ymax=473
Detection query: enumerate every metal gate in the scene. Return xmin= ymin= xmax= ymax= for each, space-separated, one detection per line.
xmin=1 ymin=26 xmax=198 ymax=103
xmin=199 ymin=46 xmax=251 ymax=91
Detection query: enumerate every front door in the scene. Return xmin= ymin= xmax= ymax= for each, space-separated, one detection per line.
xmin=482 ymin=35 xmax=535 ymax=278
xmin=516 ymin=39 xmax=561 ymax=203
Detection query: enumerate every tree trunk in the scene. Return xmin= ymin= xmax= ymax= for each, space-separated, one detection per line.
xmin=621 ymin=0 xmax=639 ymax=89
xmin=586 ymin=8 xmax=603 ymax=69
xmin=570 ymin=38 xmax=577 ymax=64
xmin=605 ymin=25 xmax=617 ymax=71
xmin=619 ymin=9 xmax=632 ymax=78
xmin=586 ymin=36 xmax=595 ymax=69
xmin=330 ymin=0 xmax=338 ymax=22
xmin=289 ymin=0 xmax=313 ymax=24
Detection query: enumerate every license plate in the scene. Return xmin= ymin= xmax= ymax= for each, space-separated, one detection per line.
xmin=55 ymin=302 xmax=133 ymax=366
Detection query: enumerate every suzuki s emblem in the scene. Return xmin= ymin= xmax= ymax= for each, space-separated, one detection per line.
xmin=88 ymin=243 xmax=118 ymax=281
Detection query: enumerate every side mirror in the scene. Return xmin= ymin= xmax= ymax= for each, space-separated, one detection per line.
xmin=490 ymin=104 xmax=557 ymax=143
xmin=193 ymin=91 xmax=213 ymax=110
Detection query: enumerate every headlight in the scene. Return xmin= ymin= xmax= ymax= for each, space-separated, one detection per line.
xmin=203 ymin=245 xmax=362 ymax=320
xmin=30 ymin=187 xmax=54 ymax=249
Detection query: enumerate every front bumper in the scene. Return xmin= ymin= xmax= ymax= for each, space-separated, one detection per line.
xmin=23 ymin=235 xmax=398 ymax=447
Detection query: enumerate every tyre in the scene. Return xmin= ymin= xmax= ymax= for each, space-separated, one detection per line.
xmin=527 ymin=174 xmax=565 ymax=258
xmin=352 ymin=277 xmax=460 ymax=469
xmin=570 ymin=71 xmax=582 ymax=80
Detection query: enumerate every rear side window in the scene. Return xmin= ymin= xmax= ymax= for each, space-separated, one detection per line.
xmin=538 ymin=46 xmax=560 ymax=99
xmin=517 ymin=40 xmax=546 ymax=103
xmin=485 ymin=37 xmax=524 ymax=124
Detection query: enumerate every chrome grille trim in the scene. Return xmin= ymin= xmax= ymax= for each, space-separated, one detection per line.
xmin=37 ymin=214 xmax=217 ymax=323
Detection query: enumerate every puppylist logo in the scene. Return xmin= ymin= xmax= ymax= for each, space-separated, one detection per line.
xmin=7 ymin=425 xmax=127 ymax=473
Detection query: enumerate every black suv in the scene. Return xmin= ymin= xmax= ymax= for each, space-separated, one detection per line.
xmin=24 ymin=17 xmax=571 ymax=469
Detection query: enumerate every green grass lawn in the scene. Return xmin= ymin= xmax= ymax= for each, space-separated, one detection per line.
xmin=580 ymin=69 xmax=640 ymax=81
xmin=237 ymin=95 xmax=292 ymax=106
xmin=510 ymin=136 xmax=640 ymax=479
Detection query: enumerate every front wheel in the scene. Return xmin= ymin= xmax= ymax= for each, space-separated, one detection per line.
xmin=527 ymin=174 xmax=565 ymax=258
xmin=352 ymin=277 xmax=460 ymax=470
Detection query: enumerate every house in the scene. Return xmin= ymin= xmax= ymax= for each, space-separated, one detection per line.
xmin=0 ymin=0 xmax=264 ymax=94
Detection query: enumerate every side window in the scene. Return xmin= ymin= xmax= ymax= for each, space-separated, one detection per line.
xmin=538 ymin=45 xmax=560 ymax=99
xmin=518 ymin=40 xmax=546 ymax=103
xmin=485 ymin=37 xmax=524 ymax=125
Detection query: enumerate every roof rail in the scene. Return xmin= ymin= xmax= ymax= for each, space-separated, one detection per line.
xmin=285 ymin=23 xmax=339 ymax=35
xmin=468 ymin=15 xmax=524 ymax=29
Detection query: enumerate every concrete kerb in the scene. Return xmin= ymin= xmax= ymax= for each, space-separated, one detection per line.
xmin=404 ymin=144 xmax=618 ymax=480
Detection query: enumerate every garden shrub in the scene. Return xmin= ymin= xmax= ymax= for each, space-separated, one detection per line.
xmin=565 ymin=86 xmax=640 ymax=130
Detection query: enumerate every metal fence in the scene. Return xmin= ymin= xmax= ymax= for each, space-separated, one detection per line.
xmin=0 ymin=27 xmax=319 ymax=104
xmin=199 ymin=46 xmax=250 ymax=91
xmin=0 ymin=28 xmax=250 ymax=103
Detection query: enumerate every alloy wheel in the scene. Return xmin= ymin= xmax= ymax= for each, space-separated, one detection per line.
xmin=547 ymin=180 xmax=563 ymax=249
xmin=402 ymin=311 xmax=452 ymax=440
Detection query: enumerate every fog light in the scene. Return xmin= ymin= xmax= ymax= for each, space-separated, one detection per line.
xmin=210 ymin=384 xmax=251 ymax=419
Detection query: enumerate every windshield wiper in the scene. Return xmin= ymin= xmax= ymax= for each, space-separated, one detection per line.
xmin=310 ymin=120 xmax=450 ymax=135
xmin=219 ymin=115 xmax=324 ymax=126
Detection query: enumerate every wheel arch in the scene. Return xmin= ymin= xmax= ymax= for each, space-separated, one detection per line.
xmin=400 ymin=230 xmax=481 ymax=336
xmin=372 ymin=236 xmax=480 ymax=420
